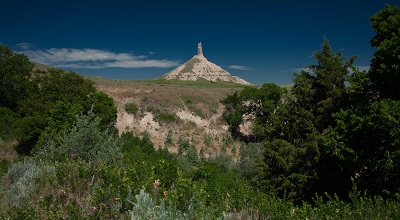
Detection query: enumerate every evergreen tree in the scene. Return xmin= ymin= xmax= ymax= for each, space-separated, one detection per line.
xmin=369 ymin=4 xmax=400 ymax=100
xmin=293 ymin=37 xmax=356 ymax=131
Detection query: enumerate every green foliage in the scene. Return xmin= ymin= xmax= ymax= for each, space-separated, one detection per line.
xmin=178 ymin=137 xmax=190 ymax=156
xmin=323 ymin=99 xmax=400 ymax=198
xmin=1 ymin=158 xmax=54 ymax=207
xmin=43 ymin=101 xmax=84 ymax=136
xmin=129 ymin=189 xmax=187 ymax=220
xmin=235 ymin=143 xmax=264 ymax=188
xmin=293 ymin=37 xmax=356 ymax=131
xmin=222 ymin=81 xmax=321 ymax=201
xmin=222 ymin=131 xmax=233 ymax=147
xmin=125 ymin=102 xmax=139 ymax=115
xmin=90 ymin=91 xmax=118 ymax=130
xmin=7 ymin=160 xmax=131 ymax=219
xmin=134 ymin=77 xmax=248 ymax=89
xmin=13 ymin=69 xmax=84 ymax=154
xmin=369 ymin=4 xmax=400 ymax=100
xmin=35 ymin=109 xmax=122 ymax=164
xmin=231 ymin=145 xmax=236 ymax=156
xmin=3 ymin=6 xmax=400 ymax=219
xmin=157 ymin=112 xmax=179 ymax=124
xmin=164 ymin=130 xmax=173 ymax=146
xmin=203 ymin=133 xmax=212 ymax=148
xmin=221 ymin=91 xmax=245 ymax=137
xmin=262 ymin=139 xmax=319 ymax=201
xmin=181 ymin=161 xmax=257 ymax=213
xmin=182 ymin=96 xmax=206 ymax=119
xmin=12 ymin=67 xmax=117 ymax=155
xmin=0 ymin=158 xmax=10 ymax=178
xmin=222 ymin=83 xmax=285 ymax=139
xmin=0 ymin=46 xmax=34 ymax=110
xmin=185 ymin=145 xmax=199 ymax=166
xmin=120 ymin=131 xmax=180 ymax=192
xmin=0 ymin=107 xmax=17 ymax=140
xmin=199 ymin=147 xmax=206 ymax=161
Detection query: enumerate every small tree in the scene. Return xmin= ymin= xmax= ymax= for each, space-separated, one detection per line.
xmin=293 ymin=37 xmax=356 ymax=131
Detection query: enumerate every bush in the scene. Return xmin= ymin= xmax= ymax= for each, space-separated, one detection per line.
xmin=156 ymin=112 xmax=179 ymax=124
xmin=129 ymin=189 xmax=187 ymax=220
xmin=35 ymin=109 xmax=122 ymax=164
xmin=1 ymin=158 xmax=54 ymax=207
xmin=125 ymin=102 xmax=139 ymax=115
xmin=178 ymin=137 xmax=190 ymax=156
xmin=164 ymin=131 xmax=173 ymax=146
xmin=0 ymin=158 xmax=10 ymax=178
xmin=0 ymin=107 xmax=17 ymax=140
xmin=6 ymin=160 xmax=133 ymax=219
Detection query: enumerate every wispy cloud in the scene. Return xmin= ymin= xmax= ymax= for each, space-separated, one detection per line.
xmin=228 ymin=65 xmax=253 ymax=71
xmin=17 ymin=46 xmax=179 ymax=69
xmin=355 ymin=66 xmax=370 ymax=72
xmin=16 ymin=42 xmax=34 ymax=50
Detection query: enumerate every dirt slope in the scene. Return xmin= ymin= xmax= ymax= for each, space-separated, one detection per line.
xmin=91 ymin=77 xmax=247 ymax=157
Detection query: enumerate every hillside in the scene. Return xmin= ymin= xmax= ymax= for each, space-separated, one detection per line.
xmin=91 ymin=77 xmax=249 ymax=157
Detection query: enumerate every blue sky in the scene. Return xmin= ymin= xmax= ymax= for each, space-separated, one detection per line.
xmin=1 ymin=0 xmax=398 ymax=85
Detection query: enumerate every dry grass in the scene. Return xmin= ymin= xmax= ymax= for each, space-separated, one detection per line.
xmin=90 ymin=77 xmax=247 ymax=157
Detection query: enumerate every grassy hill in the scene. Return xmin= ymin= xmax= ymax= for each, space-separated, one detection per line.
xmin=91 ymin=77 xmax=249 ymax=157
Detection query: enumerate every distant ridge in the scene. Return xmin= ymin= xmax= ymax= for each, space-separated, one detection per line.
xmin=163 ymin=43 xmax=251 ymax=85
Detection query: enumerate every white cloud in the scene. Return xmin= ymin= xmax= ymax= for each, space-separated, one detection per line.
xmin=355 ymin=66 xmax=370 ymax=72
xmin=17 ymin=47 xmax=179 ymax=69
xmin=228 ymin=65 xmax=253 ymax=71
xmin=16 ymin=42 xmax=34 ymax=50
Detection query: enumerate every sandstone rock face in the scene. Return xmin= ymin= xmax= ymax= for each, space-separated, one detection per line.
xmin=163 ymin=43 xmax=251 ymax=85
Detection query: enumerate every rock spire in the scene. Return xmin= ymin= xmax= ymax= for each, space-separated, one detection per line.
xmin=163 ymin=43 xmax=251 ymax=85
xmin=197 ymin=42 xmax=203 ymax=57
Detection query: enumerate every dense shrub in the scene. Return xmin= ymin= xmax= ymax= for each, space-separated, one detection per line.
xmin=35 ymin=109 xmax=122 ymax=164
xmin=125 ymin=102 xmax=139 ymax=115
xmin=156 ymin=112 xmax=179 ymax=124
xmin=128 ymin=189 xmax=187 ymax=220
xmin=1 ymin=158 xmax=54 ymax=207
xmin=0 ymin=158 xmax=10 ymax=178
xmin=0 ymin=107 xmax=17 ymax=140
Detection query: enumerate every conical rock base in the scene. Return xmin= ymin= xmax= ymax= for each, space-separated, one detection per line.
xmin=163 ymin=43 xmax=251 ymax=85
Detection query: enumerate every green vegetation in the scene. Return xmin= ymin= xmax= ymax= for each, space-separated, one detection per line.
xmin=182 ymin=95 xmax=206 ymax=118
xmin=157 ymin=112 xmax=179 ymax=124
xmin=222 ymin=3 xmax=400 ymax=206
xmin=1 ymin=5 xmax=400 ymax=219
xmin=133 ymin=77 xmax=250 ymax=89
xmin=125 ymin=102 xmax=139 ymax=115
